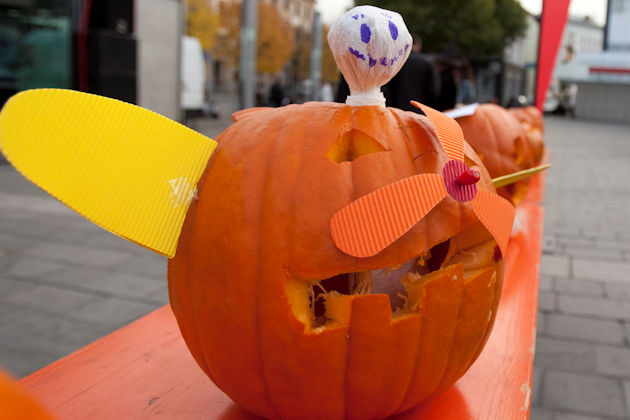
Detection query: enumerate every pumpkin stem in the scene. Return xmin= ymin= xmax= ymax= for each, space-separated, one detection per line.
xmin=327 ymin=6 xmax=412 ymax=107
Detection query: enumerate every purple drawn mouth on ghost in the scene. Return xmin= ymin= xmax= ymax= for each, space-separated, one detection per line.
xmin=349 ymin=44 xmax=410 ymax=68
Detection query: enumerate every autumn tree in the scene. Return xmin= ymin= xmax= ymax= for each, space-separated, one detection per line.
xmin=294 ymin=32 xmax=312 ymax=82
xmin=292 ymin=26 xmax=343 ymax=83
xmin=361 ymin=0 xmax=527 ymax=58
xmin=213 ymin=2 xmax=241 ymax=67
xmin=187 ymin=0 xmax=221 ymax=51
xmin=257 ymin=1 xmax=295 ymax=73
xmin=213 ymin=0 xmax=295 ymax=74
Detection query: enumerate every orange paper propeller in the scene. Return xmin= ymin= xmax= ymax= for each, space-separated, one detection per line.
xmin=330 ymin=102 xmax=515 ymax=258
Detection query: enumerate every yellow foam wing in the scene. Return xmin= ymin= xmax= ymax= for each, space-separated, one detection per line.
xmin=0 ymin=89 xmax=217 ymax=258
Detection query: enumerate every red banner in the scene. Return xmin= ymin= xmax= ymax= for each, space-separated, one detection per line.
xmin=535 ymin=0 xmax=571 ymax=111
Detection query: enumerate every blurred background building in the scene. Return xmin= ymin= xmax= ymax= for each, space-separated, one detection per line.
xmin=0 ymin=0 xmax=182 ymax=120
xmin=551 ymin=0 xmax=630 ymax=122
xmin=0 ymin=0 xmax=624 ymax=124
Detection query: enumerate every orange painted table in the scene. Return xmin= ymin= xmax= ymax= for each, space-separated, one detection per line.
xmin=21 ymin=172 xmax=546 ymax=420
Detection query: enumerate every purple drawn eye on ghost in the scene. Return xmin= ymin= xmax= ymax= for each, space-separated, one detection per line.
xmin=389 ymin=21 xmax=398 ymax=40
xmin=361 ymin=24 xmax=371 ymax=43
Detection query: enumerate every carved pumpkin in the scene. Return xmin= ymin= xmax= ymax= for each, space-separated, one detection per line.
xmin=0 ymin=370 xmax=54 ymax=420
xmin=508 ymin=106 xmax=545 ymax=164
xmin=168 ymin=7 xmax=513 ymax=419
xmin=169 ymin=104 xmax=505 ymax=419
xmin=523 ymin=105 xmax=544 ymax=130
xmin=457 ymin=103 xmax=536 ymax=204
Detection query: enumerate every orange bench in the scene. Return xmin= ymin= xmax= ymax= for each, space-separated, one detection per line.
xmin=20 ymin=172 xmax=546 ymax=420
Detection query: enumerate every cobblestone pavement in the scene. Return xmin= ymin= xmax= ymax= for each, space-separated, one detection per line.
xmin=1 ymin=107 xmax=629 ymax=419
xmin=532 ymin=116 xmax=630 ymax=420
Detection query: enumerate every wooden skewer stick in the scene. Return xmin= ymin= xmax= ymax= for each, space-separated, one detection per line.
xmin=492 ymin=164 xmax=551 ymax=188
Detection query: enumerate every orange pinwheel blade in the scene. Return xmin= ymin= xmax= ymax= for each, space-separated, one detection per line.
xmin=330 ymin=174 xmax=447 ymax=258
xmin=411 ymin=101 xmax=464 ymax=162
xmin=471 ymin=189 xmax=515 ymax=258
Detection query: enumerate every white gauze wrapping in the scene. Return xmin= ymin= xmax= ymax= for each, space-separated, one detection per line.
xmin=328 ymin=5 xmax=412 ymax=107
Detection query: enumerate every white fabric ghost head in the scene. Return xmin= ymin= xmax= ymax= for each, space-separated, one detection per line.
xmin=328 ymin=5 xmax=412 ymax=106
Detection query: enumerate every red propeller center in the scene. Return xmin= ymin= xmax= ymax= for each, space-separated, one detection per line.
xmin=443 ymin=160 xmax=479 ymax=202
xmin=456 ymin=167 xmax=481 ymax=185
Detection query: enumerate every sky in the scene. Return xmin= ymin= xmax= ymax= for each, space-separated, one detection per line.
xmin=315 ymin=0 xmax=609 ymax=26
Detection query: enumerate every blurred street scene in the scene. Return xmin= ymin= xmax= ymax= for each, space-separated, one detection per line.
xmin=2 ymin=0 xmax=627 ymax=123
xmin=2 ymin=0 xmax=630 ymax=419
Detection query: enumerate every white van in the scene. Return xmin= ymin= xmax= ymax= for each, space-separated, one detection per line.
xmin=181 ymin=36 xmax=206 ymax=118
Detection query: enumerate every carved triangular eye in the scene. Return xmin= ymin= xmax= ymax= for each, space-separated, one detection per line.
xmin=327 ymin=129 xmax=387 ymax=163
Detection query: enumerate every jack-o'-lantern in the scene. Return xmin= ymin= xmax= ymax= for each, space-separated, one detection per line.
xmin=456 ymin=103 xmax=536 ymax=204
xmin=508 ymin=106 xmax=545 ymax=164
xmin=0 ymin=6 xmax=515 ymax=420
xmin=169 ymin=6 xmax=513 ymax=419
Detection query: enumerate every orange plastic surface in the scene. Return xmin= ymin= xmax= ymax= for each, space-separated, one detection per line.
xmin=21 ymin=170 xmax=545 ymax=420
xmin=330 ymin=173 xmax=446 ymax=257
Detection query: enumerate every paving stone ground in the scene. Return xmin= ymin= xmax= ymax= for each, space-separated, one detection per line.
xmin=532 ymin=116 xmax=630 ymax=420
xmin=1 ymin=105 xmax=629 ymax=419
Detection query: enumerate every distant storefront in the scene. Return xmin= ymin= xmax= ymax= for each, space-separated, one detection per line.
xmin=1 ymin=0 xmax=182 ymax=122
xmin=0 ymin=0 xmax=72 ymax=105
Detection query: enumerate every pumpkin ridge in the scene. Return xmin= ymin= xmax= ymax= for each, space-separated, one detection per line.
xmin=465 ymin=260 xmax=504 ymax=369
xmin=462 ymin=277 xmax=498 ymax=372
xmin=341 ymin=305 xmax=352 ymax=420
xmin=391 ymin=300 xmax=426 ymax=415
xmin=255 ymin=107 xmax=298 ymax=420
xmin=167 ymin=181 xmax=221 ymax=388
xmin=433 ymin=265 xmax=497 ymax=394
xmin=167 ymin=228 xmax=215 ymax=382
xmin=429 ymin=283 xmax=467 ymax=393
xmin=396 ymin=265 xmax=466 ymax=411
xmin=198 ymin=130 xmax=279 ymax=417
xmin=182 ymin=173 xmax=223 ymax=387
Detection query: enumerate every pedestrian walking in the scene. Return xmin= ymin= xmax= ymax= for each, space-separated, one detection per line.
xmin=384 ymin=34 xmax=440 ymax=111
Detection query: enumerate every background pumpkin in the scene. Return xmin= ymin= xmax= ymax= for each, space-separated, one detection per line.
xmin=457 ymin=103 xmax=536 ymax=204
xmin=169 ymin=95 xmax=505 ymax=419
xmin=523 ymin=105 xmax=544 ymax=131
xmin=508 ymin=106 xmax=545 ymax=164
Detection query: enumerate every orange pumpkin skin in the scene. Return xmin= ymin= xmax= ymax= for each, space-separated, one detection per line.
xmin=0 ymin=370 xmax=55 ymax=420
xmin=458 ymin=104 xmax=535 ymax=204
xmin=168 ymin=103 xmax=504 ymax=420
xmin=508 ymin=106 xmax=545 ymax=164
xmin=524 ymin=105 xmax=544 ymax=131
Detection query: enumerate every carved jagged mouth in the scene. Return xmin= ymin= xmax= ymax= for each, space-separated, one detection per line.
xmin=285 ymin=223 xmax=499 ymax=331
xmin=309 ymin=240 xmax=451 ymax=327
